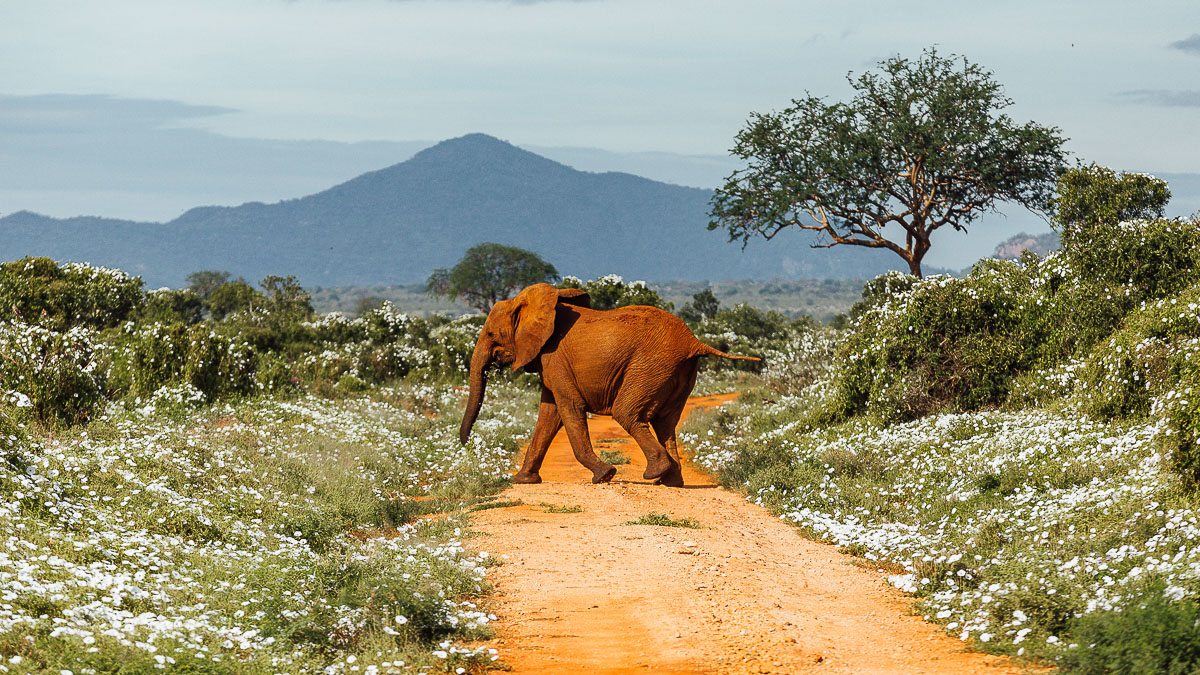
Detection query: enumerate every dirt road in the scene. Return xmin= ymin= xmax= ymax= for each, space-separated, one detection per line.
xmin=472 ymin=394 xmax=1021 ymax=674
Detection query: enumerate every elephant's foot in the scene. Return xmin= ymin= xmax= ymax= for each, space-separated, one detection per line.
xmin=643 ymin=457 xmax=674 ymax=481
xmin=591 ymin=464 xmax=617 ymax=484
xmin=513 ymin=471 xmax=542 ymax=484
xmin=654 ymin=465 xmax=685 ymax=487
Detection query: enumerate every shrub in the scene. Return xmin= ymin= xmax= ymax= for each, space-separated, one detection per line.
xmin=204 ymin=279 xmax=260 ymax=320
xmin=1061 ymin=581 xmax=1200 ymax=675
xmin=0 ymin=321 xmax=107 ymax=427
xmin=835 ymin=211 xmax=1200 ymax=423
xmin=0 ymin=257 xmax=144 ymax=331
xmin=105 ymin=321 xmax=256 ymax=402
xmin=1065 ymin=216 xmax=1200 ymax=305
xmin=835 ymin=265 xmax=1039 ymax=421
xmin=1070 ymin=284 xmax=1200 ymax=485
xmin=134 ymin=288 xmax=204 ymax=325
xmin=558 ymin=274 xmax=673 ymax=311
xmin=1052 ymin=163 xmax=1170 ymax=245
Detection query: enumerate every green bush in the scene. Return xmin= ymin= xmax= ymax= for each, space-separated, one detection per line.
xmin=690 ymin=303 xmax=795 ymax=374
xmin=204 ymin=279 xmax=260 ymax=320
xmin=134 ymin=288 xmax=204 ymax=325
xmin=1071 ymin=283 xmax=1200 ymax=485
xmin=0 ymin=321 xmax=107 ymax=427
xmin=1052 ymin=163 xmax=1171 ymax=246
xmin=836 ymin=207 xmax=1200 ymax=423
xmin=1066 ymin=217 xmax=1200 ymax=304
xmin=106 ymin=321 xmax=256 ymax=402
xmin=558 ymin=274 xmax=673 ymax=311
xmin=0 ymin=257 xmax=144 ymax=331
xmin=835 ymin=265 xmax=1040 ymax=421
xmin=1061 ymin=581 xmax=1200 ymax=675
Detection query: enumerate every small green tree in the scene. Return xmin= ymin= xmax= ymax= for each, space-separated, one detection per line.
xmin=709 ymin=47 xmax=1068 ymax=277
xmin=186 ymin=270 xmax=232 ymax=299
xmin=679 ymin=289 xmax=720 ymax=322
xmin=427 ymin=243 xmax=559 ymax=313
xmin=259 ymin=275 xmax=314 ymax=324
xmin=205 ymin=280 xmax=261 ymax=320
xmin=354 ymin=296 xmax=386 ymax=317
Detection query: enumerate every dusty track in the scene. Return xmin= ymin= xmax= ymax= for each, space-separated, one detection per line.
xmin=472 ymin=394 xmax=1021 ymax=674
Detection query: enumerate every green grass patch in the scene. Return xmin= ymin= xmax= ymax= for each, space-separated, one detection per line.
xmin=540 ymin=503 xmax=583 ymax=513
xmin=597 ymin=448 xmax=630 ymax=465
xmin=470 ymin=499 xmax=525 ymax=512
xmin=622 ymin=512 xmax=701 ymax=528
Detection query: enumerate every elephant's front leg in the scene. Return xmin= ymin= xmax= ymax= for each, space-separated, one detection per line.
xmin=555 ymin=399 xmax=617 ymax=484
xmin=514 ymin=389 xmax=563 ymax=484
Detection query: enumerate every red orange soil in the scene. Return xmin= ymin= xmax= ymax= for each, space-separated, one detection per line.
xmin=472 ymin=394 xmax=1023 ymax=674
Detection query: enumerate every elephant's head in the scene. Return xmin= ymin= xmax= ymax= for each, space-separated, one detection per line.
xmin=459 ymin=283 xmax=589 ymax=444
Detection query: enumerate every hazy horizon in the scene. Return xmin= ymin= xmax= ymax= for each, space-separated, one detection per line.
xmin=2 ymin=1 xmax=1198 ymax=271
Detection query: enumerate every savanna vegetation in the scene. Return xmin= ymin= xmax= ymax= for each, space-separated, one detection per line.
xmin=0 ymin=261 xmax=546 ymax=673
xmin=683 ymin=165 xmax=1200 ymax=672
xmin=4 ymin=138 xmax=1197 ymax=673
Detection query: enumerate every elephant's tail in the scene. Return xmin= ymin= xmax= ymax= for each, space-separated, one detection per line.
xmin=693 ymin=341 xmax=761 ymax=362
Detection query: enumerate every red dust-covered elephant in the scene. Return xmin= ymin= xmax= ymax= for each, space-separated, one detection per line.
xmin=458 ymin=283 xmax=758 ymax=487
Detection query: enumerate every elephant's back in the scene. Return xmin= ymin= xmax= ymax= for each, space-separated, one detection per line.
xmin=575 ymin=305 xmax=700 ymax=359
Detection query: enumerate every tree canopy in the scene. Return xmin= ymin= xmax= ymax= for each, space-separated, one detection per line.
xmin=709 ymin=47 xmax=1068 ymax=277
xmin=427 ymin=243 xmax=559 ymax=313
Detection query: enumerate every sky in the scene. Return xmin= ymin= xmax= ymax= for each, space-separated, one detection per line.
xmin=1 ymin=0 xmax=1198 ymax=268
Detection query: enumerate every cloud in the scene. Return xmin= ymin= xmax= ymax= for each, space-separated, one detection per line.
xmin=1170 ymin=34 xmax=1200 ymax=55
xmin=1120 ymin=89 xmax=1200 ymax=107
xmin=0 ymin=94 xmax=233 ymax=133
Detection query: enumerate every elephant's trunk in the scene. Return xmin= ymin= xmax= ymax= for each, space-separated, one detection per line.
xmin=459 ymin=339 xmax=492 ymax=444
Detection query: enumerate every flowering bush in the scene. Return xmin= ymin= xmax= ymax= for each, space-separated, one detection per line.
xmin=104 ymin=321 xmax=256 ymax=402
xmin=0 ymin=321 xmax=106 ymax=427
xmin=834 ymin=265 xmax=1043 ymax=421
xmin=558 ymin=274 xmax=673 ymax=311
xmin=1075 ymin=285 xmax=1200 ymax=486
xmin=0 ymin=257 xmax=144 ymax=331
xmin=134 ymin=287 xmax=204 ymax=325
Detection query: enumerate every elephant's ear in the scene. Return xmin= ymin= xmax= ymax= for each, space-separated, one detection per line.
xmin=512 ymin=283 xmax=559 ymax=371
xmin=557 ymin=288 xmax=590 ymax=309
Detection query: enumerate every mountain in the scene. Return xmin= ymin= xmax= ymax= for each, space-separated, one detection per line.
xmin=992 ymin=231 xmax=1060 ymax=259
xmin=0 ymin=133 xmax=900 ymax=287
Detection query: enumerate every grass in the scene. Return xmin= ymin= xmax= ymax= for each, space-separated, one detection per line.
xmin=470 ymin=499 xmax=525 ymax=512
xmin=540 ymin=503 xmax=583 ymax=513
xmin=597 ymin=447 xmax=630 ymax=465
xmin=622 ymin=512 xmax=702 ymax=529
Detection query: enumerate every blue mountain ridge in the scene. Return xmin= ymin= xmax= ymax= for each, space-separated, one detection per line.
xmin=0 ymin=133 xmax=900 ymax=287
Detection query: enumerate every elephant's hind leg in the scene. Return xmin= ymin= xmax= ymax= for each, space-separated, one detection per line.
xmin=650 ymin=408 xmax=686 ymax=488
xmin=611 ymin=397 xmax=677 ymax=483
xmin=555 ymin=397 xmax=617 ymax=484
xmin=514 ymin=389 xmax=562 ymax=484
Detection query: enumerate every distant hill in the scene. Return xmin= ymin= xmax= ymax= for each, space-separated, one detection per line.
xmin=992 ymin=231 xmax=1060 ymax=259
xmin=0 ymin=133 xmax=900 ymax=287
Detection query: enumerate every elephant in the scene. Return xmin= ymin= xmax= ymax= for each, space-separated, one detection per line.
xmin=458 ymin=283 xmax=759 ymax=487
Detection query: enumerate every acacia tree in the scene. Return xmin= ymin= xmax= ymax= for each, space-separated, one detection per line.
xmin=709 ymin=48 xmax=1068 ymax=277
xmin=426 ymin=242 xmax=559 ymax=313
